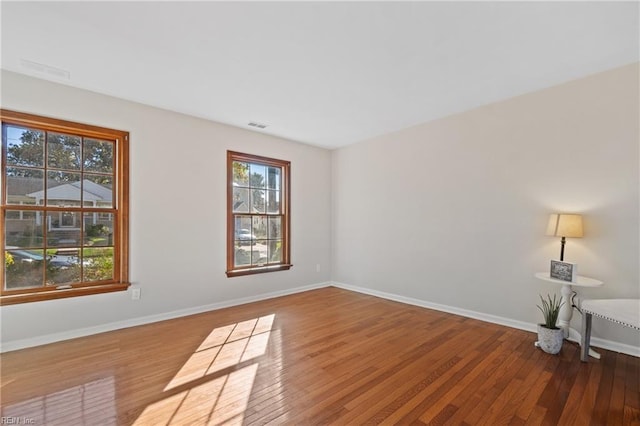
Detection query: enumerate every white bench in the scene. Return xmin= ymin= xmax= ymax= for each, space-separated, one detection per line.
xmin=580 ymin=299 xmax=640 ymax=361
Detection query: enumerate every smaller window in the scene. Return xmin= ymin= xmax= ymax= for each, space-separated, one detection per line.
xmin=227 ymin=151 xmax=291 ymax=277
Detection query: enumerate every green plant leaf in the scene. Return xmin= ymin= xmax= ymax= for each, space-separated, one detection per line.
xmin=537 ymin=293 xmax=564 ymax=329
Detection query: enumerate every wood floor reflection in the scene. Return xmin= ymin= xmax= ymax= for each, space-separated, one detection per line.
xmin=1 ymin=287 xmax=638 ymax=425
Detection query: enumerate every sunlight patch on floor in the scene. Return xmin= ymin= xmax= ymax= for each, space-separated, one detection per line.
xmin=135 ymin=364 xmax=259 ymax=425
xmin=133 ymin=314 xmax=275 ymax=425
xmin=1 ymin=377 xmax=117 ymax=425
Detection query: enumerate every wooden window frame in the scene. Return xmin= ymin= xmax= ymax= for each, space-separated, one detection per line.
xmin=226 ymin=151 xmax=291 ymax=277
xmin=1 ymin=109 xmax=130 ymax=305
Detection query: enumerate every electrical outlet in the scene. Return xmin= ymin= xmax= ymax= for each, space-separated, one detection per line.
xmin=131 ymin=288 xmax=141 ymax=300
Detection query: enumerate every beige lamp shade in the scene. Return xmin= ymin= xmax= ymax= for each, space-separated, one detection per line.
xmin=546 ymin=214 xmax=583 ymax=238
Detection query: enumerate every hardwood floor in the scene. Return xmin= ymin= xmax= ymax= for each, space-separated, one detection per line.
xmin=1 ymin=287 xmax=639 ymax=425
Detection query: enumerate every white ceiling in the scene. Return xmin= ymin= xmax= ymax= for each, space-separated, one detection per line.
xmin=1 ymin=2 xmax=638 ymax=149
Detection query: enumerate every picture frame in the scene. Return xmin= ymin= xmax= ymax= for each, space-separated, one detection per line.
xmin=550 ymin=260 xmax=577 ymax=282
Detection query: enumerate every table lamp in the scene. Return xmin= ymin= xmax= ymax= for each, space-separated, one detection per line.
xmin=546 ymin=213 xmax=583 ymax=261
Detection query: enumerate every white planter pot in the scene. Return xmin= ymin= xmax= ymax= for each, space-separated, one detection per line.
xmin=537 ymin=324 xmax=564 ymax=354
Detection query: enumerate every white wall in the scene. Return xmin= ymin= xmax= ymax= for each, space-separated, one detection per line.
xmin=2 ymin=64 xmax=639 ymax=352
xmin=0 ymin=70 xmax=332 ymax=347
xmin=332 ymin=63 xmax=640 ymax=348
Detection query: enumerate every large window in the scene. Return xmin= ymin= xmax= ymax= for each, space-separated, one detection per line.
xmin=1 ymin=110 xmax=129 ymax=305
xmin=227 ymin=151 xmax=290 ymax=277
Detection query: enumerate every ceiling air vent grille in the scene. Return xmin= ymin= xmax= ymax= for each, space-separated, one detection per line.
xmin=20 ymin=59 xmax=70 ymax=80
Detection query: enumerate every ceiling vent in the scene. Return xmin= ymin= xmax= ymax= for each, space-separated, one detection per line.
xmin=248 ymin=122 xmax=268 ymax=129
xmin=20 ymin=59 xmax=70 ymax=80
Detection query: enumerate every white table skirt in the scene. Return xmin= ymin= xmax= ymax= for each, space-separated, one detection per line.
xmin=581 ymin=299 xmax=640 ymax=330
xmin=580 ymin=298 xmax=640 ymax=362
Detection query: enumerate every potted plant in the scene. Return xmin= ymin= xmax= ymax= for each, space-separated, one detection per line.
xmin=537 ymin=294 xmax=564 ymax=354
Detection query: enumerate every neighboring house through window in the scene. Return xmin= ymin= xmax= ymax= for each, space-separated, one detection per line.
xmin=1 ymin=110 xmax=130 ymax=305
xmin=227 ymin=151 xmax=291 ymax=277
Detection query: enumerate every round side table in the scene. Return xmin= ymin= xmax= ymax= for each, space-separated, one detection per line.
xmin=534 ymin=272 xmax=604 ymax=358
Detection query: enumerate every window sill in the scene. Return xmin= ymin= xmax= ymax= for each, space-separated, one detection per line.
xmin=0 ymin=282 xmax=130 ymax=306
xmin=226 ymin=264 xmax=292 ymax=278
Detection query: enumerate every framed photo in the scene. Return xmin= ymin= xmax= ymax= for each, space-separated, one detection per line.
xmin=550 ymin=260 xmax=577 ymax=282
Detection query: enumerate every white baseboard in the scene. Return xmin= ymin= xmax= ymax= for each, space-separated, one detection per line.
xmin=4 ymin=281 xmax=637 ymax=358
xmin=0 ymin=282 xmax=331 ymax=353
xmin=331 ymin=281 xmax=640 ymax=358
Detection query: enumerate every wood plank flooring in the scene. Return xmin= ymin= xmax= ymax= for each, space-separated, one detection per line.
xmin=1 ymin=287 xmax=639 ymax=425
